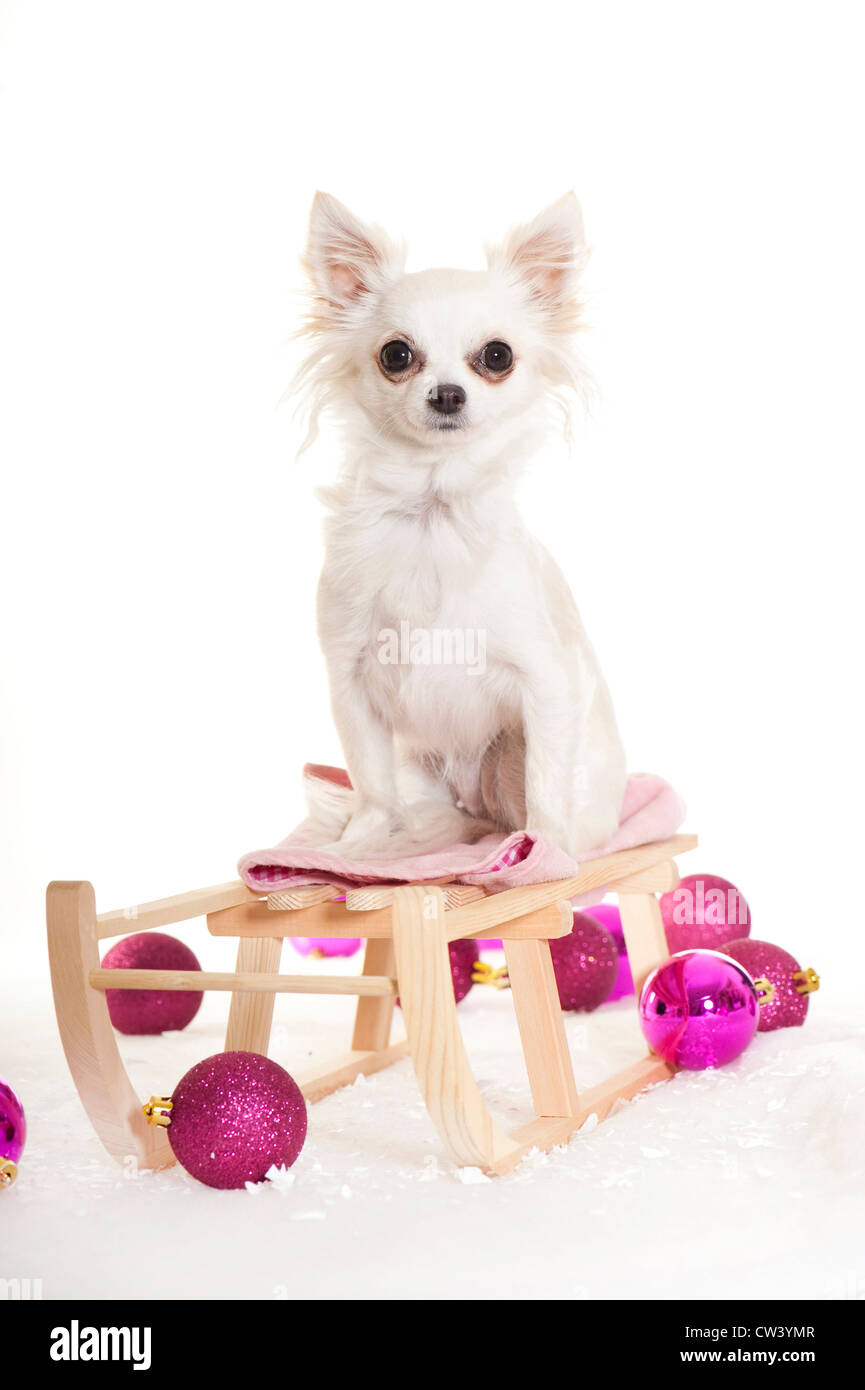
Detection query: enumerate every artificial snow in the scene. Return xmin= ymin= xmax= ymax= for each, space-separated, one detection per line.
xmin=3 ymin=958 xmax=863 ymax=1300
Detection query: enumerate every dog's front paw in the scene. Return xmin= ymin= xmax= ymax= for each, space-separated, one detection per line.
xmin=329 ymin=803 xmax=403 ymax=859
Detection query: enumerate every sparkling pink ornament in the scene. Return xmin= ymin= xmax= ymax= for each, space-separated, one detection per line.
xmin=723 ymin=938 xmax=818 ymax=1032
xmin=659 ymin=873 xmax=751 ymax=954
xmin=639 ymin=949 xmax=759 ymax=1069
xmin=584 ymin=902 xmax=634 ymax=1000
xmin=0 ymin=1076 xmax=26 ymax=1188
xmin=549 ymin=913 xmax=618 ymax=1012
xmin=101 ymin=932 xmax=203 ymax=1034
xmin=448 ymin=939 xmax=479 ymax=1003
xmin=290 ymin=937 xmax=362 ymax=958
xmin=165 ymin=1051 xmax=307 ymax=1189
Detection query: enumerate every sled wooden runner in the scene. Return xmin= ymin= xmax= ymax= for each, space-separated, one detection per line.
xmin=46 ymin=833 xmax=696 ymax=1177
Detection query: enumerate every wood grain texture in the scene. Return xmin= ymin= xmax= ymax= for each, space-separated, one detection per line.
xmin=88 ymin=969 xmax=396 ymax=996
xmin=207 ymin=897 xmax=572 ymax=942
xmin=613 ymin=861 xmax=680 ymax=894
xmin=351 ymin=937 xmax=398 ymax=1050
xmin=391 ymin=886 xmax=517 ymax=1170
xmin=208 ymin=900 xmax=393 ymax=938
xmin=96 ymin=880 xmax=260 ymax=939
xmin=488 ymin=1055 xmax=675 ymax=1176
xmin=46 ymin=881 xmax=173 ymax=1171
xmin=503 ymin=936 xmax=579 ymax=1118
xmin=265 ymin=886 xmax=337 ymax=911
xmin=617 ymin=892 xmax=671 ymax=996
xmin=224 ymin=936 xmax=283 ymax=1053
xmin=443 ymin=835 xmax=696 ymax=939
xmin=344 ymin=883 xmax=486 ymax=912
xmin=297 ymin=1042 xmax=410 ymax=1103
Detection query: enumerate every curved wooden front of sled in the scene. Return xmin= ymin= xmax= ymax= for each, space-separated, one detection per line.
xmin=46 ymin=881 xmax=174 ymax=1171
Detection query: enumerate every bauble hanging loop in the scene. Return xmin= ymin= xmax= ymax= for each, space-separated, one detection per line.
xmin=752 ymin=976 xmax=776 ymax=1007
xmin=142 ymin=1097 xmax=173 ymax=1127
xmin=472 ymin=960 xmax=510 ymax=989
xmin=724 ymin=939 xmax=819 ymax=1031
xmin=794 ymin=967 xmax=820 ymax=995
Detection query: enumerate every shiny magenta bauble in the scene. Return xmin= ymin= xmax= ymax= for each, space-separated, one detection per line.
xmin=639 ymin=950 xmax=759 ymax=1069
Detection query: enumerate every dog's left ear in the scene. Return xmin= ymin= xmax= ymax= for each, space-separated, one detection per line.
xmin=305 ymin=192 xmax=404 ymax=314
xmin=487 ymin=193 xmax=587 ymax=323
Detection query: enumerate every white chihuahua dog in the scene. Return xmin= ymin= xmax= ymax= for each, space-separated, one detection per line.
xmin=298 ymin=191 xmax=626 ymax=860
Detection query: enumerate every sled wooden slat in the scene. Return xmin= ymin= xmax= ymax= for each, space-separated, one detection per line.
xmin=206 ymin=898 xmax=574 ymax=942
xmin=96 ymin=881 xmax=261 ymax=940
xmin=88 ymin=969 xmax=397 ymax=997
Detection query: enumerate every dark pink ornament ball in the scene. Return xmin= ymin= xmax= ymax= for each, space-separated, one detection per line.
xmin=584 ymin=903 xmax=633 ymax=1000
xmin=101 ymin=932 xmax=203 ymax=1034
xmin=449 ymin=938 xmax=479 ymax=1003
xmin=168 ymin=1051 xmax=307 ymax=1189
xmin=660 ymin=873 xmax=751 ymax=954
xmin=723 ymin=938 xmax=814 ymax=1032
xmin=549 ymin=913 xmax=618 ymax=1012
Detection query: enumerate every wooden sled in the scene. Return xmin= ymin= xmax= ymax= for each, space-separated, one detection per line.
xmin=46 ymin=833 xmax=696 ymax=1177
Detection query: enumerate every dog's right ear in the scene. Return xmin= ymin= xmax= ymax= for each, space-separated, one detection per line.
xmin=305 ymin=192 xmax=404 ymax=313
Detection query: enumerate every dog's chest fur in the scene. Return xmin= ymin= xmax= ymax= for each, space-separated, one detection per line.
xmin=321 ymin=489 xmax=528 ymax=757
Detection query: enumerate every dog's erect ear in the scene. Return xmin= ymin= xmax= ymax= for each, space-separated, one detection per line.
xmin=487 ymin=193 xmax=587 ymax=323
xmin=305 ymin=192 xmax=404 ymax=312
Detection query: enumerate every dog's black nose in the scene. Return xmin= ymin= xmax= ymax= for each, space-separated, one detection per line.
xmin=429 ymin=383 xmax=466 ymax=415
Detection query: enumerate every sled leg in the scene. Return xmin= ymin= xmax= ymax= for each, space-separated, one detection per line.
xmin=503 ymin=936 xmax=579 ymax=1119
xmin=224 ymin=936 xmax=283 ymax=1053
xmin=351 ymin=937 xmax=397 ymax=1052
xmin=392 ymin=886 xmax=519 ymax=1171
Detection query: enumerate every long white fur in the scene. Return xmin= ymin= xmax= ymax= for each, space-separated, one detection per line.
xmin=298 ymin=192 xmax=627 ymax=859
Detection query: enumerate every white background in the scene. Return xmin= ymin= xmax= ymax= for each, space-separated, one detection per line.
xmin=2 ymin=0 xmax=863 ymax=986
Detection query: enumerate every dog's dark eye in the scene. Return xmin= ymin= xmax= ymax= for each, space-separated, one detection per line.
xmin=380 ymin=339 xmax=413 ymax=373
xmin=480 ymin=341 xmax=513 ymax=374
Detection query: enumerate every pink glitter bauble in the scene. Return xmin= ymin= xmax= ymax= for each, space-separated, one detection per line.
xmin=659 ymin=873 xmax=751 ymax=954
xmin=584 ymin=903 xmax=634 ymax=1000
xmin=449 ymin=938 xmax=479 ymax=1004
xmin=290 ymin=937 xmax=362 ymax=958
xmin=101 ymin=933 xmax=203 ymax=1035
xmin=639 ymin=950 xmax=759 ymax=1069
xmin=168 ymin=1051 xmax=307 ymax=1189
xmin=549 ymin=913 xmax=618 ymax=1012
xmin=723 ymin=938 xmax=814 ymax=1032
xmin=0 ymin=1076 xmax=26 ymax=1187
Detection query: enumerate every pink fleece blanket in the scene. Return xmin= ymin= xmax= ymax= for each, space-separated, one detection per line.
xmin=238 ymin=765 xmax=686 ymax=902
